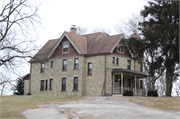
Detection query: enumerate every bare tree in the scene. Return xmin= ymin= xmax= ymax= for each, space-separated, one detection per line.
xmin=92 ymin=26 xmax=111 ymax=35
xmin=172 ymin=79 xmax=180 ymax=97
xmin=0 ymin=0 xmax=40 ymax=86
xmin=115 ymin=13 xmax=143 ymax=38
xmin=76 ymin=25 xmax=88 ymax=35
xmin=155 ymin=75 xmax=166 ymax=97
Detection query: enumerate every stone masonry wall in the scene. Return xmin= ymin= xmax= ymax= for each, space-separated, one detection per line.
xmin=30 ymin=55 xmax=84 ymax=96
xmin=24 ymin=80 xmax=29 ymax=95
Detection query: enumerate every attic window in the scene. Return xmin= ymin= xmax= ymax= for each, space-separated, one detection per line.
xmin=63 ymin=42 xmax=69 ymax=53
xmin=117 ymin=45 xmax=124 ymax=53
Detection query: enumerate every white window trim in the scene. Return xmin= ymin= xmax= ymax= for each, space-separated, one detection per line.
xmin=62 ymin=42 xmax=69 ymax=54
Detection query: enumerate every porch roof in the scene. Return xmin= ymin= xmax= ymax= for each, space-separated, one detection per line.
xmin=112 ymin=68 xmax=148 ymax=78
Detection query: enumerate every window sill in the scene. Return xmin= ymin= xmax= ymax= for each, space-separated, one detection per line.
xmin=74 ymin=69 xmax=79 ymax=71
xmin=73 ymin=90 xmax=78 ymax=92
xmin=87 ymin=74 xmax=92 ymax=76
xmin=62 ymin=70 xmax=67 ymax=72
xmin=49 ymin=89 xmax=53 ymax=91
xmin=61 ymin=90 xmax=67 ymax=92
xmin=62 ymin=52 xmax=69 ymax=54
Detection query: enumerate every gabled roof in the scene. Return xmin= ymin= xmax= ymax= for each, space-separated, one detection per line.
xmin=29 ymin=31 xmax=132 ymax=63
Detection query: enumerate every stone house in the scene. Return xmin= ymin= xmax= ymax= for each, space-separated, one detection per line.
xmin=24 ymin=26 xmax=148 ymax=96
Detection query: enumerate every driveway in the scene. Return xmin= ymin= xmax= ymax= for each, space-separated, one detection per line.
xmin=22 ymin=97 xmax=180 ymax=119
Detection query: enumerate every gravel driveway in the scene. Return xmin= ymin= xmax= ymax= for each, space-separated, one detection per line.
xmin=22 ymin=97 xmax=180 ymax=119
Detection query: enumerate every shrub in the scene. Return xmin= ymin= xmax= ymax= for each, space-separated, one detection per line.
xmin=148 ymin=90 xmax=158 ymax=97
xmin=123 ymin=90 xmax=133 ymax=96
xmin=27 ymin=92 xmax=31 ymax=95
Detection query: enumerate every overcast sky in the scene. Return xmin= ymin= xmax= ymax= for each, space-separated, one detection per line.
xmin=37 ymin=0 xmax=147 ymax=45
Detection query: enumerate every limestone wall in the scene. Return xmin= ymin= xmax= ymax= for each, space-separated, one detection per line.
xmin=24 ymin=80 xmax=29 ymax=95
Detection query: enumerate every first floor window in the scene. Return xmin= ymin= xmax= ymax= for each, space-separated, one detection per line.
xmin=41 ymin=63 xmax=45 ymax=73
xmin=62 ymin=78 xmax=66 ymax=91
xmin=50 ymin=79 xmax=53 ymax=90
xmin=40 ymin=80 xmax=44 ymax=90
xmin=88 ymin=62 xmax=92 ymax=75
xmin=74 ymin=58 xmax=79 ymax=69
xmin=127 ymin=60 xmax=131 ymax=70
xmin=63 ymin=59 xmax=67 ymax=71
xmin=128 ymin=79 xmax=131 ymax=88
xmin=73 ymin=77 xmax=78 ymax=90
xmin=45 ymin=80 xmax=48 ymax=90
xmin=112 ymin=57 xmax=115 ymax=65
xmin=140 ymin=80 xmax=143 ymax=89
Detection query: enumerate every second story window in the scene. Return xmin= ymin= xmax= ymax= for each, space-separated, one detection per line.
xmin=74 ymin=58 xmax=79 ymax=69
xmin=127 ymin=60 xmax=131 ymax=70
xmin=88 ymin=62 xmax=92 ymax=75
xmin=116 ymin=58 xmax=119 ymax=65
xmin=63 ymin=42 xmax=69 ymax=53
xmin=41 ymin=63 xmax=45 ymax=73
xmin=112 ymin=57 xmax=115 ymax=65
xmin=51 ymin=61 xmax=54 ymax=68
xmin=62 ymin=78 xmax=66 ymax=91
xmin=63 ymin=59 xmax=67 ymax=71
xmin=140 ymin=62 xmax=143 ymax=72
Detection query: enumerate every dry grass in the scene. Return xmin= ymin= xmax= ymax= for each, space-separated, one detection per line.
xmin=0 ymin=95 xmax=81 ymax=119
xmin=130 ymin=97 xmax=180 ymax=112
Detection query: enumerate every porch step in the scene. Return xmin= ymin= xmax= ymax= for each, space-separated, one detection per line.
xmin=112 ymin=94 xmax=123 ymax=97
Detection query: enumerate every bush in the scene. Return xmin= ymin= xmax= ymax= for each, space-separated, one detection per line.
xmin=123 ymin=90 xmax=133 ymax=96
xmin=148 ymin=90 xmax=158 ymax=97
xmin=27 ymin=92 xmax=31 ymax=95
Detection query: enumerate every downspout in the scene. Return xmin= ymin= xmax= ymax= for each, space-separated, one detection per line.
xmin=104 ymin=54 xmax=106 ymax=95
xmin=29 ymin=63 xmax=32 ymax=94
xmin=82 ymin=55 xmax=84 ymax=96
xmin=101 ymin=54 xmax=106 ymax=96
xmin=134 ymin=59 xmax=135 ymax=71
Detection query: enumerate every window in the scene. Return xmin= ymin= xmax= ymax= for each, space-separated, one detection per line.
xmin=41 ymin=63 xmax=45 ymax=73
xmin=140 ymin=62 xmax=143 ymax=72
xmin=50 ymin=79 xmax=53 ymax=90
xmin=45 ymin=80 xmax=48 ymax=90
xmin=128 ymin=79 xmax=131 ymax=88
xmin=140 ymin=80 xmax=143 ymax=89
xmin=88 ymin=62 xmax=92 ymax=75
xmin=116 ymin=58 xmax=119 ymax=65
xmin=63 ymin=59 xmax=67 ymax=71
xmin=51 ymin=61 xmax=54 ymax=68
xmin=73 ymin=77 xmax=78 ymax=90
xmin=127 ymin=60 xmax=131 ymax=70
xmin=63 ymin=42 xmax=69 ymax=53
xmin=62 ymin=78 xmax=66 ymax=91
xmin=112 ymin=57 xmax=115 ymax=65
xmin=117 ymin=45 xmax=124 ymax=53
xmin=74 ymin=58 xmax=79 ymax=69
xmin=40 ymin=80 xmax=44 ymax=90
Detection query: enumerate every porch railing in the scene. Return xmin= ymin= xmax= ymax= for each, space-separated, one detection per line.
xmin=114 ymin=87 xmax=147 ymax=96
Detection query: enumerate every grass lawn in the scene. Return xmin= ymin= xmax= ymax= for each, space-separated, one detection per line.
xmin=0 ymin=95 xmax=81 ymax=119
xmin=130 ymin=97 xmax=180 ymax=112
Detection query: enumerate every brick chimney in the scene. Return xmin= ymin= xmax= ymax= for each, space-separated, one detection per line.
xmin=70 ymin=25 xmax=77 ymax=33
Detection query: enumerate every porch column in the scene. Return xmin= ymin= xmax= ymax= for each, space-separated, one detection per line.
xmin=135 ymin=76 xmax=136 ymax=95
xmin=121 ymin=73 xmax=123 ymax=94
xmin=146 ymin=77 xmax=148 ymax=97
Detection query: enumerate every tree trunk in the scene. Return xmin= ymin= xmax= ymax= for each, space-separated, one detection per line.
xmin=151 ymin=78 xmax=156 ymax=90
xmin=165 ymin=65 xmax=174 ymax=96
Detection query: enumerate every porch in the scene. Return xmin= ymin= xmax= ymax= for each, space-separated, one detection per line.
xmin=112 ymin=68 xmax=148 ymax=96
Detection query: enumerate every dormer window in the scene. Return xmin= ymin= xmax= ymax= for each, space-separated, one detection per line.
xmin=117 ymin=45 xmax=124 ymax=53
xmin=63 ymin=42 xmax=69 ymax=53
